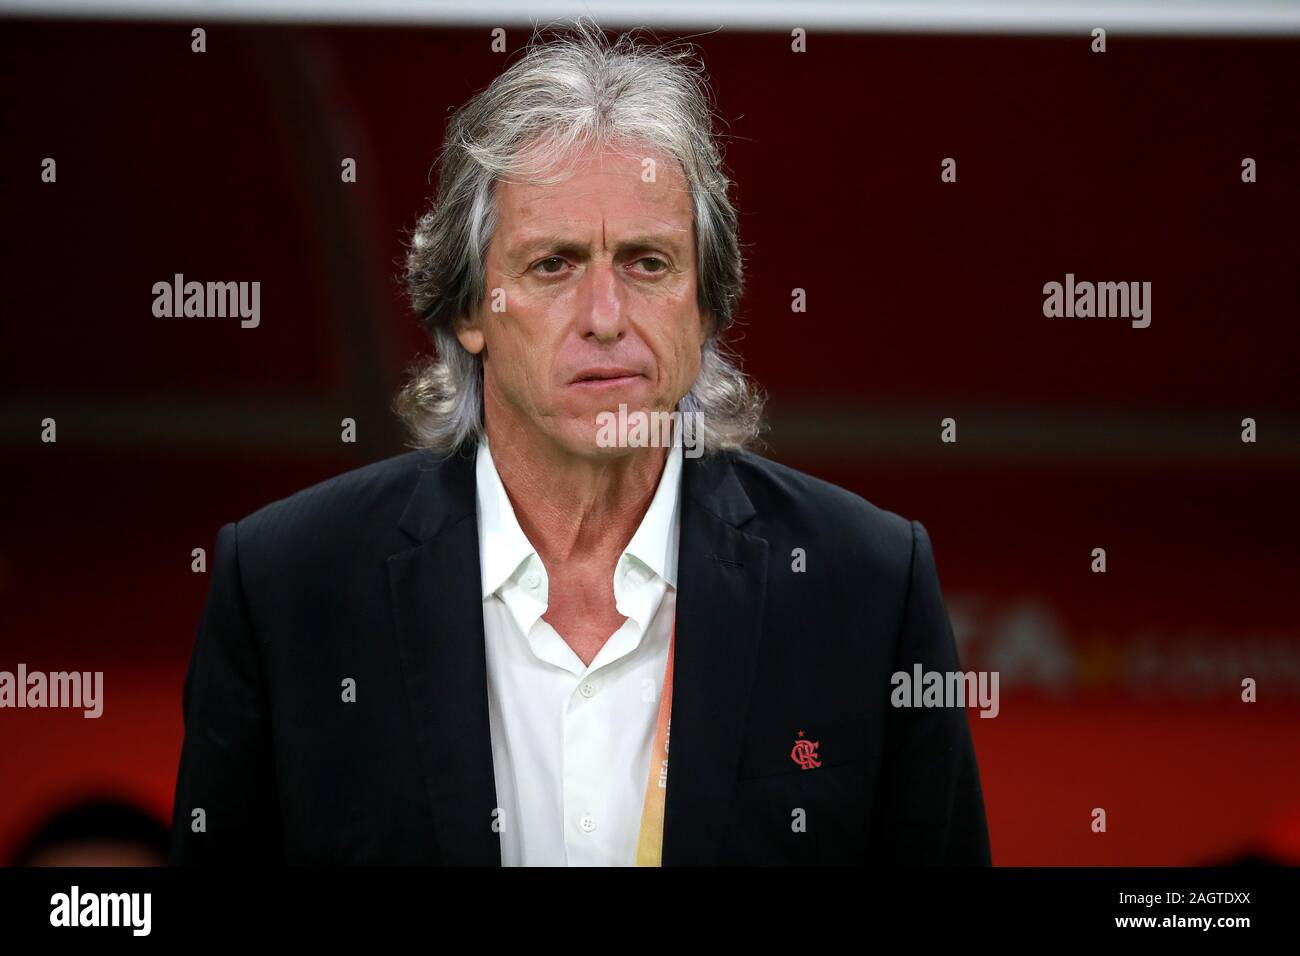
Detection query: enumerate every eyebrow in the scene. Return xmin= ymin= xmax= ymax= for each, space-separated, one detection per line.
xmin=506 ymin=232 xmax=686 ymax=263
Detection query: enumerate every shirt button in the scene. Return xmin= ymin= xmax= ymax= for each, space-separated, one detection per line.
xmin=523 ymin=572 xmax=541 ymax=591
xmin=579 ymin=814 xmax=597 ymax=833
xmin=579 ymin=682 xmax=596 ymax=699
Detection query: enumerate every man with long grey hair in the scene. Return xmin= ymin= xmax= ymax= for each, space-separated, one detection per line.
xmin=171 ymin=19 xmax=989 ymax=867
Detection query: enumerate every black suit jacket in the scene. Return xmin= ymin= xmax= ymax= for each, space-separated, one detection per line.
xmin=170 ymin=447 xmax=991 ymax=865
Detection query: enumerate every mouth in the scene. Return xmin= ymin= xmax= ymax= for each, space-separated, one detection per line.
xmin=568 ymin=368 xmax=646 ymax=390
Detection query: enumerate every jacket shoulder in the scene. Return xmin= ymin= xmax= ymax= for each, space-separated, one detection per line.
xmin=234 ymin=448 xmax=434 ymax=541
xmin=725 ymin=448 xmax=917 ymax=572
xmin=218 ymin=450 xmax=462 ymax=600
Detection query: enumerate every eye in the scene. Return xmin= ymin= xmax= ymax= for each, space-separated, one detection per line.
xmin=532 ymin=256 xmax=568 ymax=275
xmin=636 ymin=257 xmax=668 ymax=274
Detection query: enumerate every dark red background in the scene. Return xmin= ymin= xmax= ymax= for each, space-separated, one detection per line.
xmin=2 ymin=17 xmax=1298 ymax=865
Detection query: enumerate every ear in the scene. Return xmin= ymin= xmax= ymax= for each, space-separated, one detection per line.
xmin=699 ymin=307 xmax=716 ymax=343
xmin=454 ymin=312 xmax=486 ymax=355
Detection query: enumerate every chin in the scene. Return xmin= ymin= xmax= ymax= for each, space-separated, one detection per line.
xmin=547 ymin=394 xmax=672 ymax=458
xmin=544 ymin=419 xmax=630 ymax=460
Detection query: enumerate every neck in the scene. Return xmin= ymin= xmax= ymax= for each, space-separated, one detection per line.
xmin=483 ymin=408 xmax=667 ymax=569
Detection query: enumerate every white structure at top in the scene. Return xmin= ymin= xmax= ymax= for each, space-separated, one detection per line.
xmin=3 ymin=0 xmax=1300 ymax=36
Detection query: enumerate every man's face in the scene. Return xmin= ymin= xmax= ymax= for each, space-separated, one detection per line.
xmin=456 ymin=141 xmax=706 ymax=459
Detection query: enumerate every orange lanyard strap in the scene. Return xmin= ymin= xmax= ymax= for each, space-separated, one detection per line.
xmin=634 ymin=622 xmax=675 ymax=866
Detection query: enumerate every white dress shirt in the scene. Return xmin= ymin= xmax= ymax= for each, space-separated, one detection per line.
xmin=476 ymin=437 xmax=683 ymax=866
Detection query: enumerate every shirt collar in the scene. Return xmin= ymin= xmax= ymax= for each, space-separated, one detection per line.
xmin=622 ymin=439 xmax=682 ymax=589
xmin=475 ymin=440 xmax=539 ymax=600
xmin=474 ymin=438 xmax=683 ymax=600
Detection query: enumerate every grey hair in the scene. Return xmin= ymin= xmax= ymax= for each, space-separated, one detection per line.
xmin=397 ymin=18 xmax=764 ymax=455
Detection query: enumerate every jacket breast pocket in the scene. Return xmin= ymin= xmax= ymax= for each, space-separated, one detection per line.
xmin=736 ymin=713 xmax=878 ymax=780
xmin=722 ymin=715 xmax=880 ymax=864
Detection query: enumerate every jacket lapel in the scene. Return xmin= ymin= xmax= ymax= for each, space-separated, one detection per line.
xmin=663 ymin=453 xmax=769 ymax=865
xmin=387 ymin=449 xmax=502 ymax=866
xmin=385 ymin=446 xmax=769 ymax=867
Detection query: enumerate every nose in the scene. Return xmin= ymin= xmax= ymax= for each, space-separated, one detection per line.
xmin=576 ymin=259 xmax=626 ymax=344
